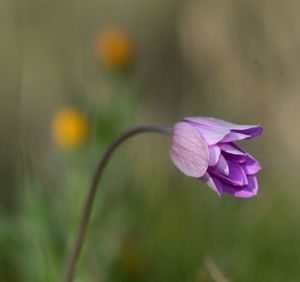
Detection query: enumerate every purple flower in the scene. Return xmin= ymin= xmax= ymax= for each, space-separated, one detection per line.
xmin=170 ymin=117 xmax=263 ymax=198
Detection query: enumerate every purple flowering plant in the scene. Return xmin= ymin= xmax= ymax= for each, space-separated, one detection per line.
xmin=62 ymin=117 xmax=262 ymax=282
xmin=170 ymin=117 xmax=262 ymax=198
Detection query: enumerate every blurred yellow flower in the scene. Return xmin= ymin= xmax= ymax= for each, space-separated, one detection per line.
xmin=95 ymin=27 xmax=133 ymax=69
xmin=51 ymin=107 xmax=88 ymax=149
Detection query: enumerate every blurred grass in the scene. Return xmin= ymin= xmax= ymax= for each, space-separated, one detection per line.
xmin=3 ymin=158 xmax=300 ymax=281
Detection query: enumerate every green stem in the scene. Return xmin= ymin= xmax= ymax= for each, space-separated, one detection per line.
xmin=62 ymin=125 xmax=171 ymax=282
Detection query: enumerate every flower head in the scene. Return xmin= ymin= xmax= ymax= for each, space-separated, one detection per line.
xmin=95 ymin=27 xmax=133 ymax=69
xmin=170 ymin=117 xmax=263 ymax=198
xmin=51 ymin=107 xmax=88 ymax=149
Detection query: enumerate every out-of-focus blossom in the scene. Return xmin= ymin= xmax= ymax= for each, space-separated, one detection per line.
xmin=170 ymin=117 xmax=262 ymax=198
xmin=51 ymin=107 xmax=88 ymax=149
xmin=95 ymin=27 xmax=133 ymax=69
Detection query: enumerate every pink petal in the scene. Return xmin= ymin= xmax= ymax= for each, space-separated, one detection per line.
xmin=222 ymin=175 xmax=258 ymax=198
xmin=220 ymin=143 xmax=246 ymax=156
xmin=215 ymin=154 xmax=229 ymax=175
xmin=220 ymin=132 xmax=250 ymax=142
xmin=242 ymin=155 xmax=261 ymax=175
xmin=211 ymin=160 xmax=247 ymax=186
xmin=233 ymin=126 xmax=263 ymax=138
xmin=170 ymin=122 xmax=209 ymax=178
xmin=185 ymin=116 xmax=261 ymax=130
xmin=208 ymin=145 xmax=221 ymax=166
xmin=225 ymin=154 xmax=247 ymax=163
xmin=200 ymin=172 xmax=224 ymax=196
xmin=191 ymin=123 xmax=230 ymax=145
xmin=184 ymin=117 xmax=262 ymax=139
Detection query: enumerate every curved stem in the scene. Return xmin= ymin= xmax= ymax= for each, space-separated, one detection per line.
xmin=62 ymin=125 xmax=171 ymax=282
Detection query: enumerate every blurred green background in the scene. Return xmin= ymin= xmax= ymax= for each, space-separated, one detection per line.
xmin=1 ymin=0 xmax=300 ymax=281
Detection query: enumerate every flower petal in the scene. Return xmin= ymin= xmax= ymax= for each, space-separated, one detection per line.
xmin=215 ymin=154 xmax=229 ymax=175
xmin=225 ymin=154 xmax=247 ymax=163
xmin=208 ymin=145 xmax=221 ymax=166
xmin=200 ymin=172 xmax=224 ymax=196
xmin=185 ymin=117 xmax=262 ymax=140
xmin=170 ymin=122 xmax=209 ymax=177
xmin=184 ymin=117 xmax=262 ymax=132
xmin=242 ymin=155 xmax=261 ymax=175
xmin=221 ymin=132 xmax=250 ymax=142
xmin=220 ymin=143 xmax=246 ymax=156
xmin=192 ymin=124 xmax=230 ymax=145
xmin=222 ymin=175 xmax=258 ymax=198
xmin=211 ymin=160 xmax=247 ymax=186
xmin=232 ymin=126 xmax=263 ymax=139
